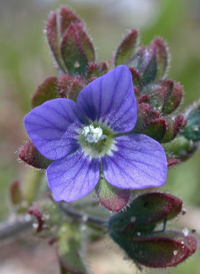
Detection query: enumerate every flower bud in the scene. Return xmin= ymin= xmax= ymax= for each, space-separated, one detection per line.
xmin=95 ymin=176 xmax=130 ymax=212
xmin=18 ymin=141 xmax=52 ymax=169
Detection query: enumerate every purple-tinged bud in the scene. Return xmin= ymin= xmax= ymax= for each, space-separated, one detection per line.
xmin=115 ymin=29 xmax=139 ymax=66
xmin=95 ymin=176 xmax=130 ymax=212
xmin=163 ymin=83 xmax=183 ymax=114
xmin=151 ymin=38 xmax=169 ymax=81
xmin=18 ymin=141 xmax=52 ymax=169
xmin=137 ymin=94 xmax=150 ymax=104
xmin=61 ymin=23 xmax=95 ymax=76
xmin=167 ymin=157 xmax=179 ymax=167
xmin=144 ymin=118 xmax=166 ymax=141
xmin=31 ymin=77 xmax=58 ymax=108
xmin=59 ymin=6 xmax=81 ymax=37
xmin=57 ymin=74 xmax=85 ymax=101
xmin=86 ymin=62 xmax=108 ymax=81
xmin=10 ymin=180 xmax=23 ymax=207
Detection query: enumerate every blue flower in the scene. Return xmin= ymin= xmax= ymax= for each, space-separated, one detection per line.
xmin=24 ymin=65 xmax=167 ymax=202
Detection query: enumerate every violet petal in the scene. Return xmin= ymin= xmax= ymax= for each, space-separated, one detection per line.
xmin=47 ymin=149 xmax=100 ymax=202
xmin=102 ymin=134 xmax=167 ymax=189
xmin=24 ymin=98 xmax=84 ymax=160
xmin=77 ymin=65 xmax=137 ymax=133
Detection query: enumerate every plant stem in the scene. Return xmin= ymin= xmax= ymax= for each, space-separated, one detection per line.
xmin=0 ymin=214 xmax=32 ymax=242
xmin=59 ymin=202 xmax=108 ymax=228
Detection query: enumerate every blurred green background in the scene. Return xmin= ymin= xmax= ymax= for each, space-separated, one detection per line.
xmin=0 ymin=0 xmax=200 ymax=273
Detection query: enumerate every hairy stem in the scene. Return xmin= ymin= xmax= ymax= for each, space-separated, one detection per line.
xmin=59 ymin=202 xmax=108 ymax=228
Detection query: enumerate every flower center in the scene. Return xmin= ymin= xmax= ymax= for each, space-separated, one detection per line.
xmin=82 ymin=125 xmax=106 ymax=143
xmin=77 ymin=122 xmax=117 ymax=159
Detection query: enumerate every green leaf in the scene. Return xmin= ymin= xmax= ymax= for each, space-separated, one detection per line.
xmin=115 ymin=29 xmax=139 ymax=66
xmin=61 ymin=23 xmax=95 ymax=77
xmin=182 ymin=100 xmax=200 ymax=142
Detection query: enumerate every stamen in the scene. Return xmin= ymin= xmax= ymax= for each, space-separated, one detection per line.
xmin=82 ymin=125 xmax=106 ymax=143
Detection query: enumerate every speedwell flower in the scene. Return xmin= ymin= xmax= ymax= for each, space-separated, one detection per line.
xmin=24 ymin=65 xmax=167 ymax=202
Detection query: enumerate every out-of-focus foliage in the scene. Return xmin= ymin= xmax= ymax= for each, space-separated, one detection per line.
xmin=1 ymin=0 xmax=200 ymax=273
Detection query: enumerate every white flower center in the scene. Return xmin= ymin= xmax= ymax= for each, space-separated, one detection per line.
xmin=82 ymin=125 xmax=106 ymax=143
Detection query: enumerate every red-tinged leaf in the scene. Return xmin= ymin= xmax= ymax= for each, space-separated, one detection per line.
xmin=95 ymin=177 xmax=130 ymax=212
xmin=18 ymin=141 xmax=52 ymax=169
xmin=57 ymin=74 xmax=85 ymax=101
xmin=109 ymin=193 xmax=182 ymax=233
xmin=31 ymin=77 xmax=58 ymax=108
xmin=61 ymin=23 xmax=94 ymax=76
xmin=129 ymin=67 xmax=141 ymax=87
xmin=151 ymin=38 xmax=169 ymax=80
xmin=46 ymin=12 xmax=66 ymax=72
xmin=59 ymin=6 xmax=81 ymax=37
xmin=163 ymin=83 xmax=183 ymax=114
xmin=57 ymin=74 xmax=75 ymax=98
xmin=148 ymin=109 xmax=160 ymax=120
xmin=133 ymin=103 xmax=151 ymax=132
xmin=127 ymin=45 xmax=146 ymax=73
xmin=115 ymin=29 xmax=139 ymax=66
xmin=144 ymin=118 xmax=166 ymax=141
xmin=161 ymin=115 xmax=186 ymax=143
xmin=86 ymin=62 xmax=108 ymax=81
xmin=127 ymin=234 xmax=190 ymax=268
